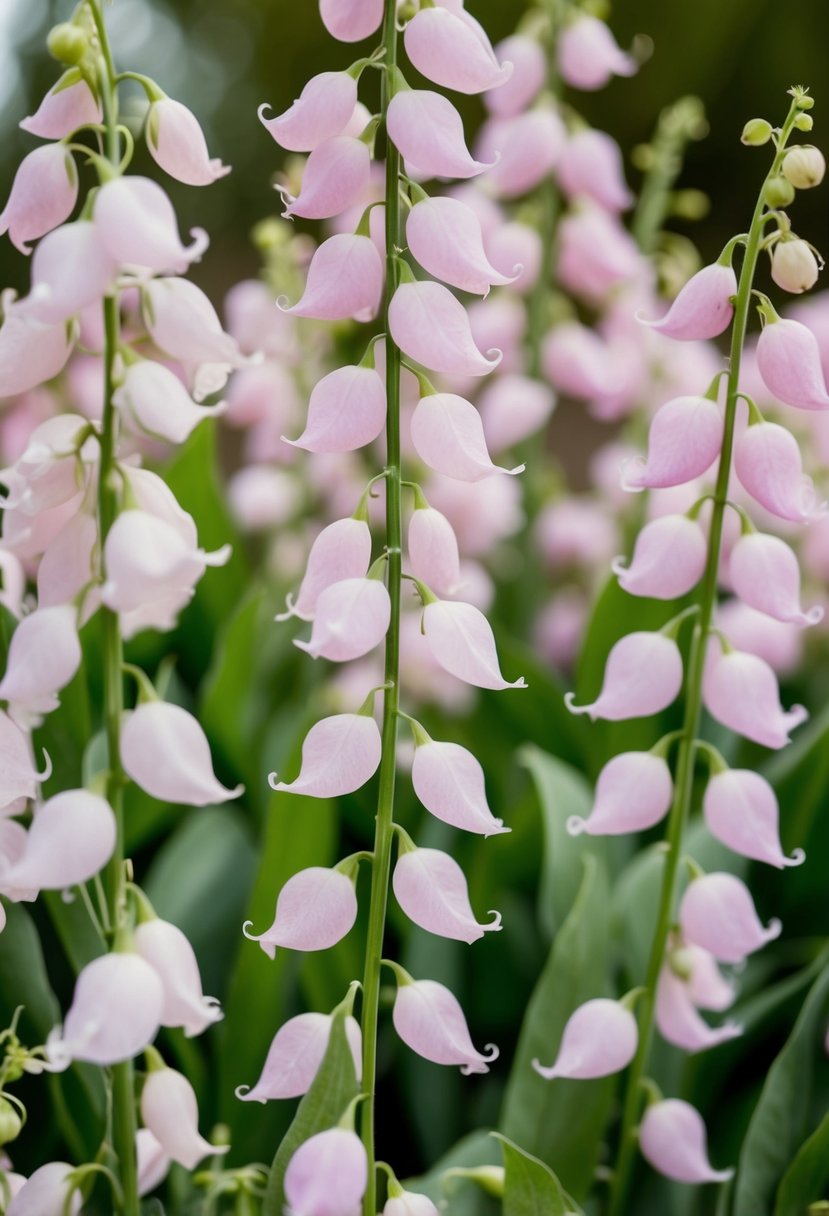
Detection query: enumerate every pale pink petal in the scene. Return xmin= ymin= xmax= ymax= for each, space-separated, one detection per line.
xmin=485 ymin=222 xmax=543 ymax=295
xmin=703 ymin=769 xmax=804 ymax=869
xmin=475 ymin=109 xmax=565 ymax=198
xmin=408 ymin=507 xmax=461 ymax=598
xmin=556 ymin=205 xmax=643 ymax=302
xmin=20 ymin=72 xmax=101 ymax=138
xmin=0 ymin=144 xmax=78 ymax=255
xmin=403 ymin=7 xmax=512 ymax=94
xmin=18 ymin=222 xmax=117 ymax=325
xmin=95 ymin=177 xmax=208 ymax=274
xmin=477 ymin=374 xmax=554 ymax=452
xmin=282 ymin=137 xmax=371 ymax=220
xmin=0 ymin=710 xmax=43 ymax=812
xmin=387 ymin=90 xmax=494 ymax=180
xmin=37 ymin=512 xmax=98 ymax=619
xmin=0 ymin=297 xmax=73 ymax=398
xmin=283 ymin=234 xmax=383 ymax=322
xmin=244 ymin=866 xmax=358 ymax=958
xmin=136 ymin=1129 xmax=171 ymax=1198
xmin=236 ymin=1011 xmax=362 ymax=1103
xmin=729 ymin=532 xmax=822 ymax=626
xmin=392 ymin=978 xmax=498 ymax=1074
xmin=147 ymin=98 xmax=230 ymax=187
xmin=284 ymin=1128 xmax=368 ymax=1216
xmin=6 ymin=1163 xmax=81 ymax=1216
xmin=121 ymin=701 xmax=244 ymax=806
xmin=640 ymin=263 xmax=737 ymax=341
xmin=2 ymin=790 xmax=115 ymax=891
xmin=269 ymin=713 xmax=381 ymax=798
xmin=735 ymin=421 xmax=826 ymax=522
xmin=640 ymin=1099 xmax=733 ymax=1184
xmin=613 ymin=514 xmax=708 ymax=600
xmin=702 ymin=644 xmax=808 ymax=749
xmin=532 ymin=998 xmax=638 ymax=1080
xmin=259 ymin=72 xmax=358 ymax=152
xmin=113 ymin=360 xmax=224 ymax=444
xmin=407 ymin=197 xmax=517 ymax=295
xmin=0 ymin=606 xmax=81 ymax=722
xmin=411 ymin=740 xmax=508 ymax=837
xmin=656 ymin=967 xmax=742 ymax=1053
xmin=141 ymin=1069 xmax=225 ymax=1170
xmin=567 ymin=752 xmax=673 ymax=837
xmin=284 ymin=366 xmax=385 ymax=453
xmin=280 ymin=518 xmax=372 ymax=621
xmin=410 ymin=393 xmax=522 ymax=481
xmin=319 ymin=0 xmax=383 ymax=42
xmin=295 ymin=577 xmax=390 ymax=662
xmin=566 ymin=632 xmax=683 ymax=721
xmin=422 ymin=600 xmax=526 ymax=690
xmin=622 ymin=396 xmax=723 ymax=492
xmin=684 ymin=946 xmax=737 ymax=1011
xmin=557 ymin=130 xmax=633 ymax=212
xmin=756 ymin=316 xmax=829 ymax=409
xmin=679 ymin=872 xmax=781 ymax=965
xmin=393 ymin=847 xmax=502 ymax=944
xmin=389 ymin=283 xmax=501 ymax=377
xmin=557 ymin=16 xmax=637 ymax=91
xmin=143 ymin=278 xmax=245 ymax=401
xmin=484 ymin=35 xmax=546 ymax=116
xmin=134 ymin=918 xmax=223 ymax=1037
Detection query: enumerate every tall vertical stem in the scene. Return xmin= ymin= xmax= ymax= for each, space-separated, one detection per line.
xmin=608 ymin=99 xmax=801 ymax=1216
xmin=360 ymin=3 xmax=402 ymax=1212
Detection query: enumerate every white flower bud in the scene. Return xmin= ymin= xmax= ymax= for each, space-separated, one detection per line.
xmin=771 ymin=239 xmax=821 ymax=294
xmin=782 ymin=146 xmax=826 ymax=189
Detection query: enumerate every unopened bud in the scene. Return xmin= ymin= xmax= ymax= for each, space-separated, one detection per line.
xmin=741 ymin=118 xmax=772 ymax=146
xmin=0 ymin=1097 xmax=22 ymax=1146
xmin=771 ymin=239 xmax=821 ymax=294
xmin=763 ymin=176 xmax=796 ymax=208
xmin=671 ymin=189 xmax=710 ymax=221
xmin=782 ymin=146 xmax=826 ymax=189
xmin=47 ymin=22 xmax=89 ymax=65
xmin=794 ymin=113 xmax=814 ymax=132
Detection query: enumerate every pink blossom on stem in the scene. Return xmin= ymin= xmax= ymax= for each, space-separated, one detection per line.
xmin=136 ymin=1129 xmax=170 ymax=1198
xmin=406 ymin=197 xmax=519 ymax=296
xmin=557 ymin=15 xmax=637 ymax=91
xmin=557 ymin=129 xmax=633 ymax=212
xmin=704 ymin=769 xmax=804 ymax=868
xmin=702 ymin=642 xmax=808 ymax=749
xmin=756 ymin=315 xmax=829 ymax=409
xmin=278 ymin=518 xmax=372 ymax=621
xmin=532 ymin=998 xmax=638 ymax=1080
xmin=141 ymin=1068 xmax=225 ymax=1170
xmin=566 ymin=632 xmax=683 ymax=721
xmin=2 ymin=790 xmax=116 ymax=892
xmin=281 ymin=137 xmax=371 ymax=221
xmin=567 ymin=752 xmax=673 ymax=837
xmin=639 ymin=263 xmax=737 ymax=341
xmin=408 ymin=507 xmax=462 ymax=597
xmin=258 ymin=73 xmax=359 ymax=152
xmin=20 ymin=71 xmax=101 ymax=138
xmin=621 ymin=396 xmax=723 ymax=491
xmin=282 ymin=234 xmax=383 ymax=322
xmin=0 ymin=145 xmax=79 ymax=255
xmin=146 ymin=97 xmax=231 ymax=187
xmin=476 ymin=109 xmax=565 ymax=199
xmin=19 ymin=222 xmax=117 ymax=325
xmin=0 ymin=709 xmax=46 ymax=813
xmin=236 ymin=1011 xmax=362 ymax=1103
xmin=403 ymin=6 xmax=513 ymax=95
xmin=0 ymin=295 xmax=74 ymax=397
xmin=411 ymin=738 xmax=508 ymax=836
xmin=121 ymin=701 xmax=244 ymax=806
xmin=142 ymin=277 xmax=246 ymax=402
xmin=6 ymin=1163 xmax=81 ymax=1216
xmin=410 ymin=393 xmax=523 ymax=481
xmin=485 ymin=222 xmax=543 ymax=294
xmin=113 ymin=360 xmax=225 ymax=444
xmin=294 ymin=577 xmax=391 ymax=661
xmin=319 ymin=0 xmax=383 ymax=43
xmin=729 ymin=531 xmax=823 ymax=625
xmin=640 ymin=1100 xmax=734 ymax=1184
xmin=393 ymin=845 xmax=502 ymax=943
xmin=134 ymin=918 xmax=223 ymax=1037
xmin=269 ymin=712 xmax=382 ymax=798
xmin=679 ymin=872 xmax=782 ymax=964
xmin=389 ymin=283 xmax=501 ymax=377
xmin=0 ymin=606 xmax=81 ymax=724
xmin=655 ymin=965 xmax=742 ymax=1053
xmin=284 ymin=366 xmax=386 ymax=453
xmin=556 ymin=204 xmax=642 ymax=302
xmin=613 ymin=514 xmax=708 ymax=600
xmin=477 ymin=374 xmax=554 ymax=453
xmin=94 ymin=176 xmax=208 ymax=274
xmin=284 ymin=1128 xmax=368 ymax=1216
xmin=37 ymin=512 xmax=98 ymax=618
xmin=392 ymin=977 xmax=498 ymax=1074
xmin=387 ymin=90 xmax=494 ymax=180
xmin=422 ymin=599 xmax=526 ymax=690
xmin=734 ymin=421 xmax=825 ymax=522
xmin=484 ymin=35 xmax=547 ymax=117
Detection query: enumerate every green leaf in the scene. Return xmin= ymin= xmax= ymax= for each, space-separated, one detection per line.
xmin=407 ymin=1129 xmax=501 ymax=1215
xmin=734 ymin=949 xmax=829 ymax=1216
xmin=774 ymin=1108 xmax=829 ymax=1216
xmin=261 ymin=1000 xmax=359 ymax=1216
xmin=494 ymin=1133 xmax=583 ymax=1216
xmin=499 ymin=855 xmax=611 ymax=1200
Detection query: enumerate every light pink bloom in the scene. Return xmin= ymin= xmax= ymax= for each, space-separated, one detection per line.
xmin=384 ymin=1194 xmax=439 ymax=1216
xmin=319 ymin=0 xmax=383 ymax=42
xmin=278 ymin=518 xmax=372 ymax=622
xmin=476 ymin=109 xmax=565 ymax=199
xmin=6 ymin=1163 xmax=81 ymax=1216
xmin=734 ymin=420 xmax=824 ymax=523
xmin=95 ymin=176 xmax=208 ymax=274
xmin=557 ymin=204 xmax=642 ymax=302
xmin=640 ymin=263 xmax=737 ymax=341
xmin=542 ymin=320 xmax=617 ymax=401
xmin=566 ymin=632 xmax=683 ymax=721
xmin=403 ymin=6 xmax=512 ymax=94
xmin=485 ymin=222 xmax=542 ymax=294
xmin=756 ymin=315 xmax=829 ymax=410
xmin=392 ymin=977 xmax=498 ymax=1074
xmin=422 ymin=600 xmax=526 ymax=690
xmin=387 ymin=90 xmax=494 ymax=180
xmin=729 ymin=532 xmax=822 ymax=626
xmin=682 ymin=944 xmax=736 ymax=1011
xmin=283 ymin=234 xmax=383 ymax=322
xmin=656 ymin=966 xmax=742 ymax=1054
xmin=143 ymin=278 xmax=245 ymax=402
xmin=295 ymin=577 xmax=390 ymax=662
xmin=484 ymin=35 xmax=547 ymax=116
xmin=2 ymin=790 xmax=115 ymax=892
xmin=477 ymin=374 xmax=554 ymax=452
xmin=19 ymin=222 xmax=117 ymax=325
xmin=282 ymin=137 xmax=371 ymax=220
xmin=236 ymin=1011 xmax=362 ymax=1103
xmin=134 ymin=918 xmax=223 ymax=1037
xmin=121 ymin=466 xmax=199 ymax=543
xmin=137 ymin=1129 xmax=171 ymax=1198
xmin=259 ymin=73 xmax=358 ymax=152
xmin=613 ymin=514 xmax=707 ymax=599
xmin=622 ymin=396 xmax=723 ymax=491
xmin=0 ymin=296 xmax=73 ymax=397
xmin=408 ymin=507 xmax=462 ymax=598
xmin=557 ymin=130 xmax=633 ymax=212
xmin=121 ymin=701 xmax=244 ymax=806
xmin=410 ymin=393 xmax=522 ymax=481
xmin=640 ymin=1100 xmax=733 ymax=1184
xmin=680 ymin=872 xmax=781 ymax=964
xmin=269 ymin=713 xmax=381 ymax=799
xmin=114 ymin=360 xmax=225 ymax=444
xmin=37 ymin=512 xmax=98 ymax=619
xmin=141 ymin=1068 xmax=225 ymax=1170
xmin=390 ymin=283 xmax=501 ymax=377
xmin=0 ymin=710 xmax=45 ymax=813
xmin=411 ymin=739 xmax=508 ymax=836
xmin=0 ymin=144 xmax=78 ymax=255
xmin=567 ymin=752 xmax=673 ymax=837
xmin=716 ymin=601 xmax=802 ymax=679
xmin=557 ymin=15 xmax=636 ymax=91
xmin=407 ymin=197 xmax=518 ymax=296
xmin=284 ymin=1128 xmax=368 ymax=1216
xmin=46 ymin=952 xmax=164 ymax=1069
xmin=245 ymin=866 xmax=358 ymax=957
xmin=0 ymin=410 xmax=90 ymax=516
xmin=0 ymin=606 xmax=81 ymax=723
xmin=285 ymin=366 xmax=385 ymax=453
xmin=703 ymin=644 xmax=807 ymax=749
xmin=21 ymin=71 xmax=101 ymax=138
xmin=146 ymin=97 xmax=230 ymax=187
xmin=393 ymin=846 xmax=502 ymax=944
xmin=704 ymin=769 xmax=804 ymax=869
xmin=533 ymin=998 xmax=638 ymax=1080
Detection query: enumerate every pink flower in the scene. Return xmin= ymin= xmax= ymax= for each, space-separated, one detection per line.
xmin=484 ymin=35 xmax=547 ymax=117
xmin=557 ymin=204 xmax=642 ymax=302
xmin=0 ymin=144 xmax=79 ymax=255
xmin=121 ymin=700 xmax=244 ymax=806
xmin=389 ymin=283 xmax=501 ymax=377
xmin=679 ymin=872 xmax=781 ymax=964
xmin=113 ymin=360 xmax=225 ymax=444
xmin=702 ymin=643 xmax=807 ymax=749
xmin=319 ymin=0 xmax=383 ymax=43
xmin=278 ymin=518 xmax=372 ymax=621
xmin=243 ymin=865 xmax=358 ymax=957
xmin=477 ymin=374 xmax=554 ymax=453
xmin=1 ymin=790 xmax=115 ymax=892
xmin=236 ymin=1011 xmax=362 ymax=1103
xmin=295 ymin=577 xmax=391 ymax=661
xmin=136 ymin=1128 xmax=171 ymax=1198
xmin=0 ymin=295 xmax=74 ymax=397
xmin=285 ymin=365 xmax=386 ymax=453
xmin=281 ymin=137 xmax=371 ymax=220
xmin=406 ymin=197 xmax=518 ymax=296
xmin=621 ymin=395 xmax=723 ymax=491
xmin=485 ymin=222 xmax=543 ymax=295
xmin=259 ymin=73 xmax=359 ymax=152
xmin=729 ymin=532 xmax=823 ymax=626
xmin=613 ymin=514 xmax=708 ymax=600
xmin=408 ymin=507 xmax=462 ymax=598
xmin=134 ymin=918 xmax=222 ymax=1037
xmin=392 ymin=976 xmax=498 ymax=1074
xmin=410 ymin=393 xmax=523 ymax=481
xmin=566 ymin=632 xmax=683 ymax=721
xmin=387 ymin=90 xmax=494 ymax=180
xmin=734 ymin=421 xmax=824 ymax=522
xmin=384 ymin=1194 xmax=439 ymax=1216
xmin=19 ymin=222 xmax=117 ymax=325
xmin=656 ymin=964 xmax=741 ymax=1054
xmin=567 ymin=752 xmax=673 ymax=837
xmin=0 ymin=606 xmax=81 ymax=724
xmin=20 ymin=71 xmax=101 ymax=138
xmin=141 ymin=1067 xmax=226 ymax=1169
xmin=557 ymin=15 xmax=636 ymax=91
xmin=756 ymin=315 xmax=829 ymax=410
xmin=270 ymin=712 xmax=382 ymax=799
xmin=639 ymin=263 xmax=737 ymax=341
xmin=6 ymin=1163 xmax=81 ymax=1216
xmin=393 ymin=845 xmax=502 ymax=944
xmin=284 ymin=1128 xmax=368 ymax=1216
xmin=640 ymin=1100 xmax=733 ymax=1184
xmin=283 ymin=234 xmax=383 ymax=322
xmin=94 ymin=176 xmax=208 ymax=274
xmin=411 ymin=738 xmax=508 ymax=836
xmin=37 ymin=512 xmax=99 ymax=619
xmin=542 ymin=320 xmax=618 ymax=401
xmin=557 ymin=130 xmax=633 ymax=212
xmin=146 ymin=97 xmax=230 ymax=187
xmin=532 ymin=998 xmax=638 ymax=1080
xmin=403 ymin=6 xmax=512 ymax=95
xmin=422 ymin=599 xmax=526 ymax=690
xmin=142 ymin=277 xmax=246 ymax=402
xmin=704 ymin=769 xmax=804 ymax=868
xmin=0 ymin=709 xmax=46 ymax=813
xmin=476 ymin=109 xmax=565 ymax=199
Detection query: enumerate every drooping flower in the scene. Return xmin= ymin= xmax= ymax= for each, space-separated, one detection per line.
xmin=755 ymin=314 xmax=829 ymax=409
xmin=0 ymin=294 xmax=74 ymax=397
xmin=621 ymin=396 xmax=723 ymax=492
xmin=639 ymin=1099 xmax=734 ymax=1184
xmin=140 ymin=1067 xmax=227 ymax=1170
xmin=284 ymin=1128 xmax=368 ymax=1216
xmin=387 ymin=90 xmax=494 ymax=180
xmin=638 ymin=262 xmax=737 ymax=341
xmin=20 ymin=71 xmax=101 ymax=139
xmin=410 ymin=738 xmax=508 ymax=837
xmin=679 ymin=872 xmax=782 ymax=964
xmin=703 ymin=769 xmax=804 ymax=868
xmin=0 ymin=709 xmax=49 ymax=813
xmin=476 ymin=108 xmax=565 ymax=199
xmin=6 ymin=1162 xmax=81 ymax=1216
xmin=392 ymin=976 xmax=499 ymax=1074
xmin=94 ymin=176 xmax=208 ymax=274
xmin=613 ymin=514 xmax=707 ymax=600
xmin=728 ymin=531 xmax=823 ymax=626
xmin=702 ymin=643 xmax=808 ymax=749
xmin=281 ymin=136 xmax=371 ymax=221
xmin=146 ymin=97 xmax=231 ymax=187
xmin=403 ymin=5 xmax=512 ymax=95
xmin=121 ymin=701 xmax=244 ymax=806
xmin=277 ymin=518 xmax=373 ymax=621
xmin=406 ymin=197 xmax=518 ymax=296
xmin=393 ymin=846 xmax=502 ymax=944
xmin=19 ymin=221 xmax=117 ymax=325
xmin=294 ymin=577 xmax=391 ymax=662
xmin=136 ymin=1128 xmax=171 ymax=1198
xmin=734 ymin=421 xmax=824 ymax=522
xmin=0 ymin=144 xmax=79 ymax=255
xmin=113 ymin=360 xmax=225 ymax=444
xmin=259 ymin=72 xmax=359 ymax=152
xmin=384 ymin=1193 xmax=440 ymax=1216
xmin=319 ymin=0 xmax=384 ymax=43
xmin=236 ymin=1011 xmax=362 ymax=1103
xmin=483 ymin=34 xmax=546 ymax=117
xmin=284 ymin=366 xmax=386 ymax=453
xmin=1 ymin=790 xmax=116 ymax=892
xmin=532 ymin=998 xmax=638 ymax=1080
xmin=389 ymin=283 xmax=502 ymax=377
xmin=408 ymin=507 xmax=462 ymax=598
xmin=283 ymin=234 xmax=384 ymax=322
xmin=771 ymin=240 xmax=821 ymax=294
xmin=565 ymin=632 xmax=683 ymax=721
xmin=557 ymin=129 xmax=633 ymax=212
xmin=476 ymin=374 xmax=555 ymax=453
xmin=422 ymin=599 xmax=526 ymax=690
xmin=269 ymin=713 xmax=382 ymax=798
xmin=142 ymin=277 xmax=246 ymax=401
xmin=0 ymin=606 xmax=82 ymax=724
xmin=243 ymin=866 xmax=358 ymax=957
xmin=566 ymin=752 xmax=673 ymax=836
xmin=557 ymin=15 xmax=637 ymax=91
xmin=134 ymin=918 xmax=223 ymax=1038
xmin=655 ymin=964 xmax=742 ymax=1054
xmin=410 ymin=393 xmax=523 ymax=481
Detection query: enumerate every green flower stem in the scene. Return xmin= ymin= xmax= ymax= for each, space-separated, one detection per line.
xmin=632 ymin=96 xmax=708 ymax=255
xmin=359 ymin=2 xmax=403 ymax=1212
xmin=607 ymin=94 xmax=804 ymax=1216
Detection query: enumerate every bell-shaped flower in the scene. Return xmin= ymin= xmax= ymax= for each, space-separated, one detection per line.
xmin=236 ymin=1011 xmax=362 ymax=1103
xmin=284 ymin=1128 xmax=368 ymax=1216
xmin=141 ymin=1067 xmax=226 ymax=1170
xmin=410 ymin=393 xmax=522 ymax=481
xmin=0 ymin=295 xmax=74 ymax=397
xmin=113 ymin=360 xmax=225 ymax=444
xmin=422 ymin=599 xmax=526 ymax=690
xmin=385 ymin=1193 xmax=439 ymax=1216
xmin=679 ymin=872 xmax=781 ymax=965
xmin=557 ymin=15 xmax=637 ymax=90
xmin=702 ymin=643 xmax=807 ymax=749
xmin=655 ymin=965 xmax=742 ymax=1054
xmin=532 ymin=998 xmax=638 ymax=1080
xmin=622 ymin=395 xmax=723 ymax=491
xmin=771 ymin=238 xmax=820 ymax=293
xmin=137 ymin=1129 xmax=171 ymax=1198
xmin=285 ymin=366 xmax=386 ymax=453
xmin=476 ymin=109 xmax=565 ymax=199
xmin=282 ymin=136 xmax=371 ymax=220
xmin=640 ymin=1099 xmax=734 ymax=1184
xmin=21 ymin=71 xmax=101 ymax=138
xmin=557 ymin=130 xmax=633 ymax=212
xmin=19 ymin=221 xmax=117 ymax=325
xmin=486 ymin=222 xmax=542 ymax=294
xmin=134 ymin=917 xmax=223 ymax=1037
xmin=477 ymin=374 xmax=554 ymax=453
xmin=121 ymin=700 xmax=243 ymax=806
xmin=556 ymin=204 xmax=642 ymax=302
xmin=143 ymin=277 xmax=246 ymax=401
xmin=6 ymin=412 xmax=91 ymax=515
xmin=566 ymin=631 xmax=683 ymax=721
xmin=37 ymin=512 xmax=98 ymax=618
xmin=613 ymin=514 xmax=707 ymax=600
xmin=2 ymin=790 xmax=116 ymax=892
xmin=393 ymin=845 xmax=502 ymax=944
xmin=6 ymin=1162 xmax=81 ymax=1216
xmin=46 ymin=952 xmax=164 ymax=1069
xmin=279 ymin=518 xmax=372 ymax=621
xmin=146 ymin=97 xmax=231 ymax=187
xmin=567 ymin=751 xmax=673 ymax=837
xmin=0 ymin=818 xmax=32 ymax=903
xmin=484 ymin=34 xmax=546 ymax=116
xmin=0 ymin=144 xmax=79 ymax=255
xmin=269 ymin=712 xmax=382 ymax=798
xmin=122 ymin=465 xmax=199 ymax=545
xmin=704 ymin=769 xmax=804 ymax=868
xmin=244 ymin=866 xmax=358 ymax=957
xmin=411 ymin=738 xmax=508 ymax=837
xmin=640 ymin=263 xmax=737 ymax=340
xmin=403 ymin=5 xmax=512 ymax=94
xmin=0 ymin=606 xmax=81 ymax=723
xmin=390 ymin=283 xmax=501 ymax=377
xmin=682 ymin=944 xmax=736 ymax=1011
xmin=735 ymin=421 xmax=824 ymax=522
xmin=756 ymin=315 xmax=829 ymax=409
xmin=387 ymin=90 xmax=494 ymax=180
xmin=259 ymin=72 xmax=358 ymax=152
xmin=0 ymin=710 xmax=45 ymax=814
xmin=408 ymin=507 xmax=462 ymax=598
xmin=406 ymin=197 xmax=518 ymax=296
xmin=729 ymin=531 xmax=822 ymax=626
xmin=319 ymin=0 xmax=383 ymax=42
xmin=95 ymin=176 xmax=208 ymax=274
xmin=295 ymin=577 xmax=391 ymax=662
xmin=283 ymin=234 xmax=383 ymax=322
xmin=392 ymin=976 xmax=498 ymax=1074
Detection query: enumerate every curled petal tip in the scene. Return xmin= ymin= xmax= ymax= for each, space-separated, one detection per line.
xmin=566 ymin=815 xmax=588 ymax=837
xmin=786 ymin=847 xmax=806 ymax=867
xmin=804 ymin=605 xmax=825 ymax=625
xmin=37 ymin=748 xmax=53 ymax=782
xmin=531 ymin=1056 xmax=557 ymax=1080
xmin=765 ymin=916 xmax=783 ymax=943
xmin=241 ymin=919 xmax=259 ymax=942
xmin=619 ymin=456 xmax=647 ymax=493
xmin=486 ymin=909 xmax=504 ymax=932
xmin=564 ymin=690 xmax=591 ymax=717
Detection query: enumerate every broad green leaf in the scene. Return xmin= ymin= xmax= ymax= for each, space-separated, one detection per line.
xmin=262 ymin=1001 xmax=359 ymax=1216
xmin=494 ymin=1132 xmax=583 ymax=1216
xmin=734 ymin=950 xmax=829 ymax=1216
xmin=499 ymin=855 xmax=611 ymax=1200
xmin=407 ymin=1129 xmax=500 ymax=1216
xmin=774 ymin=1108 xmax=829 ymax=1216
